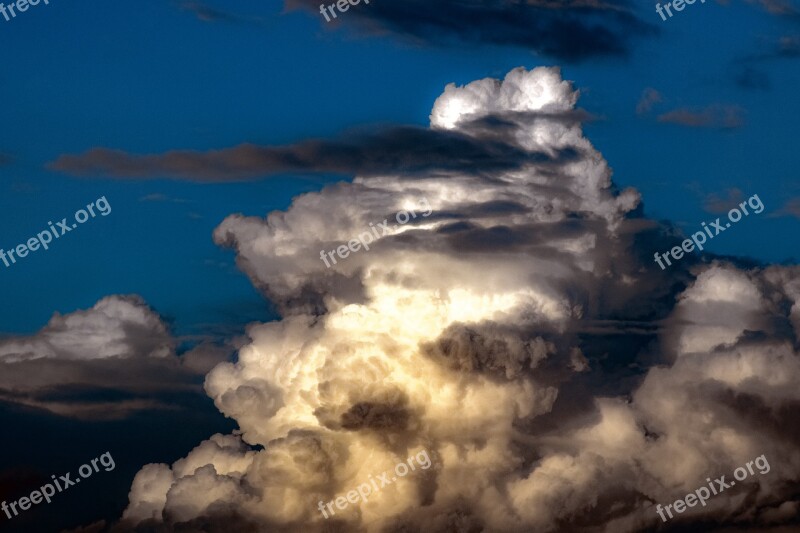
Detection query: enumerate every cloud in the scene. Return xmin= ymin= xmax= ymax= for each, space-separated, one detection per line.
xmin=180 ymin=2 xmax=241 ymax=23
xmin=139 ymin=193 xmax=191 ymax=203
xmin=635 ymin=87 xmax=663 ymax=115
xmin=732 ymin=35 xmax=800 ymax=92
xmin=735 ymin=66 xmax=772 ymax=90
xmin=703 ymin=188 xmax=745 ymax=214
xmin=48 ymin=113 xmax=592 ymax=182
xmin=657 ymin=104 xmax=746 ymax=129
xmin=285 ymin=0 xmax=657 ymax=63
xmin=178 ymin=1 xmax=268 ymax=25
xmin=108 ymin=66 xmax=799 ymax=532
xmin=139 ymin=193 xmax=170 ymax=202
xmin=746 ymin=0 xmax=800 ymax=16
xmin=745 ymin=35 xmax=800 ymax=62
xmin=0 ymin=296 xmax=233 ymax=419
xmin=9 ymin=182 xmax=40 ymax=193
xmin=775 ymin=35 xmax=800 ymax=56
xmin=771 ymin=197 xmax=800 ymax=218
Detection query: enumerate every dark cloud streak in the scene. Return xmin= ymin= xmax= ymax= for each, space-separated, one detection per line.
xmin=286 ymin=0 xmax=658 ymax=62
xmin=48 ymin=114 xmax=591 ymax=182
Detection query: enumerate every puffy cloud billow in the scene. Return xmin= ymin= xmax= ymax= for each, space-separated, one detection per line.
xmin=115 ymin=67 xmax=800 ymax=532
xmin=0 ymin=295 xmax=232 ymax=419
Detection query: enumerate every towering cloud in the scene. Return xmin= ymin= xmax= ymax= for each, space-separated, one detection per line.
xmin=117 ymin=67 xmax=800 ymax=532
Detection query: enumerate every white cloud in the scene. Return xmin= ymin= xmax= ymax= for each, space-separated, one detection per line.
xmin=117 ymin=67 xmax=800 ymax=532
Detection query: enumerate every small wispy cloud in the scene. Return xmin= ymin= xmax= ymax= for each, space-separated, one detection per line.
xmin=734 ymin=66 xmax=771 ymax=91
xmin=636 ymin=88 xmax=662 ymax=115
xmin=703 ymin=188 xmax=744 ymax=214
xmin=139 ymin=193 xmax=191 ymax=203
xmin=746 ymin=0 xmax=800 ymax=17
xmin=770 ymin=197 xmax=800 ymax=218
xmin=179 ymin=1 xmax=268 ymax=26
xmin=657 ymin=104 xmax=746 ymax=129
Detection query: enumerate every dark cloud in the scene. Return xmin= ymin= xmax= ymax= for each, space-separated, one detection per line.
xmin=340 ymin=400 xmax=411 ymax=431
xmin=0 ymin=295 xmax=233 ymax=419
xmin=421 ymin=323 xmax=560 ymax=380
xmin=657 ymin=104 xmax=746 ymax=129
xmin=733 ymin=35 xmax=800 ymax=88
xmin=48 ymin=114 xmax=590 ymax=182
xmin=285 ymin=0 xmax=658 ymax=62
xmin=0 ymin=390 xmax=235 ymax=533
xmin=735 ymin=66 xmax=772 ymax=90
xmin=745 ymin=35 xmax=800 ymax=62
xmin=774 ymin=35 xmax=800 ymax=56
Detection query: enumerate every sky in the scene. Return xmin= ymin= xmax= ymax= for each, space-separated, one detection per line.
xmin=1 ymin=0 xmax=800 ymax=532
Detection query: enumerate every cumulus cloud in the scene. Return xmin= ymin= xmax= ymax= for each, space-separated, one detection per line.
xmin=113 ymin=66 xmax=798 ymax=532
xmin=0 ymin=296 xmax=231 ymax=419
xmin=284 ymin=0 xmax=657 ymax=62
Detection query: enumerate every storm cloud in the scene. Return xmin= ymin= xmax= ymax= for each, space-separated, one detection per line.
xmin=108 ymin=67 xmax=800 ymax=532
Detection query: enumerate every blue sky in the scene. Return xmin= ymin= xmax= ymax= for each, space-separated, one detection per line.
xmin=1 ymin=0 xmax=798 ymax=336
